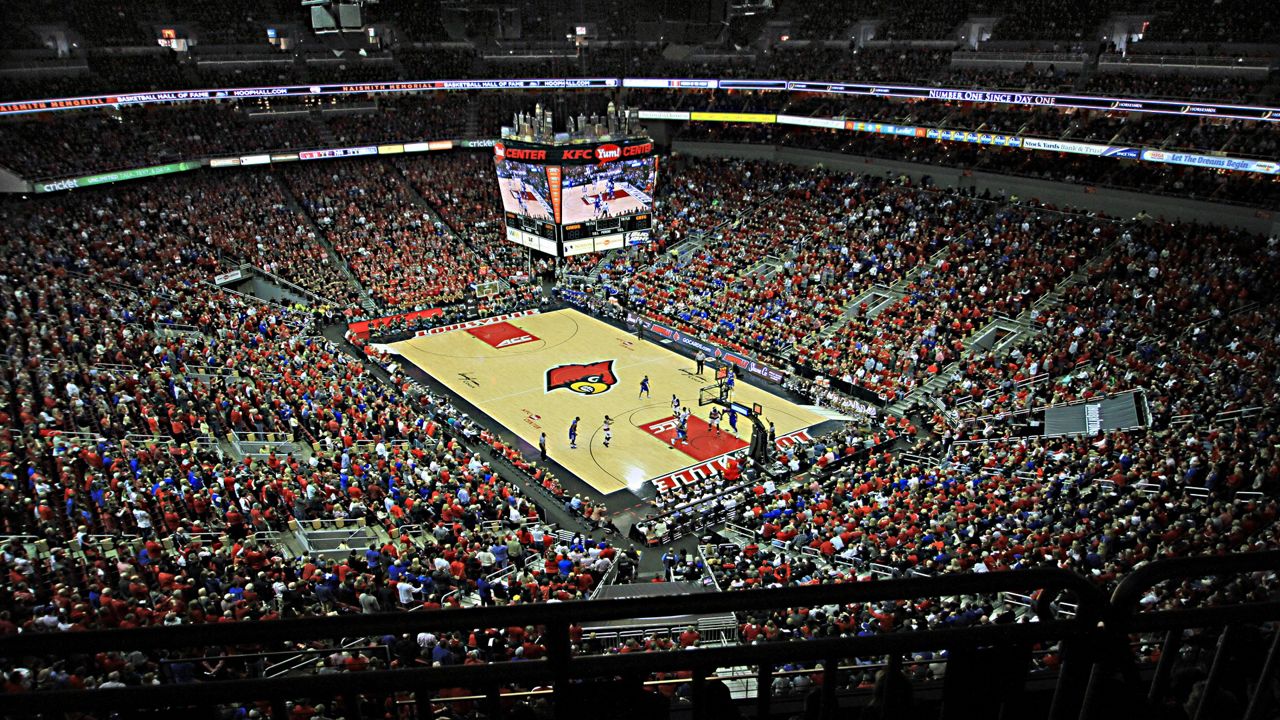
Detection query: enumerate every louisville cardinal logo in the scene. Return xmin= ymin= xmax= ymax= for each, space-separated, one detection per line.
xmin=546 ymin=360 xmax=617 ymax=395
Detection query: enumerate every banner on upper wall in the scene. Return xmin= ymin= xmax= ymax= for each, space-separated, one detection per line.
xmin=1021 ymin=137 xmax=1140 ymax=158
xmin=776 ymin=114 xmax=845 ymax=129
xmin=849 ymin=120 xmax=924 ymax=137
xmin=689 ymin=111 xmax=777 ymax=123
xmin=3 ymin=76 xmax=1278 ymax=122
xmin=641 ymin=317 xmax=788 ymax=383
xmin=925 ymin=128 xmax=1022 ymax=147
xmin=33 ymin=161 xmax=200 ymax=193
xmin=638 ymin=109 xmax=691 ymax=120
xmin=299 ymin=146 xmax=378 ymax=161
xmin=624 ymin=78 xmax=717 ymax=89
xmin=1141 ymin=150 xmax=1280 ymax=174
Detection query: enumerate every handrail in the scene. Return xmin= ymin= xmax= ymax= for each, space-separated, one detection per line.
xmin=958 ymin=388 xmax=1143 ymax=426
xmin=0 ymin=567 xmax=1103 ymax=657
xmin=1109 ymin=550 xmax=1280 ymax=633
xmin=243 ymin=263 xmax=341 ymax=308
xmin=0 ymin=568 xmax=1105 ymax=717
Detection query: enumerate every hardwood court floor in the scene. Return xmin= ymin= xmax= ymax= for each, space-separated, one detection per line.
xmin=388 ymin=309 xmax=823 ymax=495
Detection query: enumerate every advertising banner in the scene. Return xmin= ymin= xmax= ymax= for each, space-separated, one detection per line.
xmin=777 ymin=114 xmax=846 ymax=129
xmin=1141 ymin=150 xmax=1279 ymax=174
xmin=298 ymin=146 xmax=378 ymax=160
xmin=849 ymin=120 xmax=924 ymax=137
xmin=689 ymin=111 xmax=777 ymax=123
xmin=213 ymin=269 xmax=244 ymax=285
xmin=33 ymin=161 xmax=200 ymax=193
xmin=641 ymin=317 xmax=788 ymax=383
xmin=637 ymin=110 xmax=692 ymax=120
xmin=2 ymin=76 xmax=1276 ymax=122
xmin=1022 ymin=137 xmax=1139 ymax=158
xmin=414 ymin=309 xmax=539 ymax=337
xmin=494 ymin=138 xmax=656 ymax=165
xmin=624 ymin=78 xmax=717 ymax=89
xmin=924 ymin=128 xmax=1022 ymax=146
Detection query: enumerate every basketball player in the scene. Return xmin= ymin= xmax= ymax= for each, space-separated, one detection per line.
xmin=569 ymin=417 xmax=580 ymax=449
xmin=676 ymin=414 xmax=688 ymax=445
xmin=602 ymin=415 xmax=613 ymax=448
xmin=516 ymin=179 xmax=530 ymax=216
xmin=672 ymin=395 xmax=681 ymax=414
xmin=725 ymin=367 xmax=736 ymax=395
xmin=708 ymin=407 xmax=722 ymax=436
xmin=639 ymin=375 xmax=650 ymax=398
xmin=727 ymin=406 xmax=739 ymax=436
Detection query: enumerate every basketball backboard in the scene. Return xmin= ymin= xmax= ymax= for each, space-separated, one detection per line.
xmin=698 ymin=380 xmax=729 ymax=406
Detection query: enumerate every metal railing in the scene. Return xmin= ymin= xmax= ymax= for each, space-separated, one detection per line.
xmin=1098 ymin=53 xmax=1274 ymax=69
xmin=5 ymin=552 xmax=1280 ymax=718
xmin=229 ymin=430 xmax=299 ymax=458
xmin=0 ymin=566 xmax=1108 ymax=719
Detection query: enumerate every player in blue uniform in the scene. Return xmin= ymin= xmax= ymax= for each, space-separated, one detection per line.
xmin=639 ymin=375 xmax=650 ymax=398
xmin=569 ymin=416 xmax=580 ymax=449
xmin=727 ymin=406 xmax=739 ymax=435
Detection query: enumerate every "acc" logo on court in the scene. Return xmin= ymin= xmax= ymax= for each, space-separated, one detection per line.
xmin=546 ymin=360 xmax=617 ymax=395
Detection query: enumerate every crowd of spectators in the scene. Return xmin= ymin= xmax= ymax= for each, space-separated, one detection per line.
xmin=0 ymin=46 xmax=1271 ymax=183
xmin=281 ymin=157 xmax=527 ymax=311
xmin=940 ymin=64 xmax=1080 ymax=93
xmin=0 ymin=168 xmax=665 ymax=708
xmin=593 ymin=160 xmax=947 ymax=365
xmin=1083 ymin=72 xmax=1268 ymax=102
xmin=0 ymin=95 xmax=1276 ymax=715
xmin=676 ymin=122 xmax=1280 ymax=208
xmin=2 ymin=34 xmax=1272 ymax=106
xmin=395 ymin=153 xmax=528 ymax=283
xmin=1142 ymin=0 xmax=1280 ymax=43
xmin=324 ymin=95 xmax=470 ymax=146
xmin=163 ymin=169 xmax=364 ymax=306
xmin=933 ymin=217 xmax=1279 ymax=443
xmin=759 ymin=47 xmax=952 ymax=84
xmin=0 ymin=105 xmax=329 ymax=180
xmin=876 ymin=1 xmax=974 ymax=40
xmin=799 ymin=206 xmax=1100 ymax=402
xmin=987 ymin=0 xmax=1112 ymax=41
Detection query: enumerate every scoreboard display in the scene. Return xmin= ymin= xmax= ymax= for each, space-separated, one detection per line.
xmin=493 ymin=137 xmax=657 ymax=258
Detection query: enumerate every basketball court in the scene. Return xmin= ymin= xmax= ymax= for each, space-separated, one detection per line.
xmin=561 ymin=183 xmax=649 ymax=223
xmin=383 ymin=309 xmax=824 ymax=495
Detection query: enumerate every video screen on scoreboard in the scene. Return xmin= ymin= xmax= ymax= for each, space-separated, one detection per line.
xmin=560 ymin=156 xmax=657 ymax=226
xmin=495 ymin=158 xmax=554 ymax=222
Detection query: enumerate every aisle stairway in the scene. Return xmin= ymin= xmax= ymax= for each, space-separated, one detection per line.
xmin=273 ymin=173 xmax=381 ymax=315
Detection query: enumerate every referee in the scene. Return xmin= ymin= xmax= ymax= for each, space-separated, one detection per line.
xmin=695 ymin=349 xmax=706 ymax=375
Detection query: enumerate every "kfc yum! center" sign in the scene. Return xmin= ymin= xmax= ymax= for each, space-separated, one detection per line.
xmin=494 ymin=139 xmax=655 ymax=165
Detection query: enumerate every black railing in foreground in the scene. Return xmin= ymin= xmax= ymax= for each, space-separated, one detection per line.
xmin=2 ymin=553 xmax=1279 ymax=720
